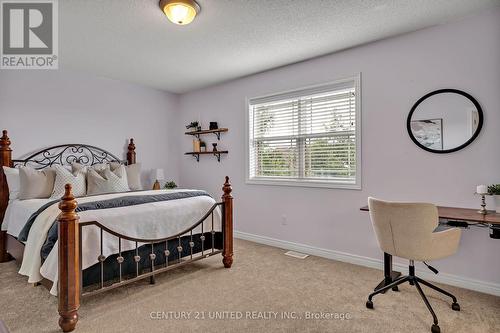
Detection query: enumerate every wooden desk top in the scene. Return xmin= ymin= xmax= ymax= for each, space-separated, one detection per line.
xmin=359 ymin=205 xmax=500 ymax=225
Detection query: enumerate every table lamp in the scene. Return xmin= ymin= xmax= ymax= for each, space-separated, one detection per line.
xmin=152 ymin=168 xmax=164 ymax=190
xmin=476 ymin=184 xmax=488 ymax=215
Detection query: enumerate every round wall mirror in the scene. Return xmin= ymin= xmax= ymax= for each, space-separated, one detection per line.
xmin=407 ymin=89 xmax=483 ymax=153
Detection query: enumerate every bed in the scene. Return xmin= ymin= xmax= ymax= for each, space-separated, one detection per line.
xmin=0 ymin=130 xmax=234 ymax=332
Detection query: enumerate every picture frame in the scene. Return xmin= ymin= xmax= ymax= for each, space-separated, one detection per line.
xmin=410 ymin=118 xmax=443 ymax=150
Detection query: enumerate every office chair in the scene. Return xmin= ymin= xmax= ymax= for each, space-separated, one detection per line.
xmin=366 ymin=198 xmax=462 ymax=333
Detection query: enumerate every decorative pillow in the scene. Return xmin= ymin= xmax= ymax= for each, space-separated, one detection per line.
xmin=87 ymin=164 xmax=130 ymax=195
xmin=50 ymin=165 xmax=86 ymax=199
xmin=2 ymin=166 xmax=20 ymax=200
xmin=18 ymin=167 xmax=56 ymax=200
xmin=110 ymin=162 xmax=142 ymax=191
xmin=71 ymin=162 xmax=108 ymax=174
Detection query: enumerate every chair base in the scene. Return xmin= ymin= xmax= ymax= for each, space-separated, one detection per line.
xmin=366 ymin=265 xmax=460 ymax=333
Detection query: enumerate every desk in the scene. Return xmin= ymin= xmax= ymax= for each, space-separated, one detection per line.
xmin=360 ymin=205 xmax=500 ymax=292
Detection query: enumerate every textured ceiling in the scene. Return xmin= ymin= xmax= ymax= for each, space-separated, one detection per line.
xmin=60 ymin=0 xmax=500 ymax=93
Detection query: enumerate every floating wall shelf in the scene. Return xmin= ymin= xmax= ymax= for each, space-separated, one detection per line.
xmin=185 ymin=151 xmax=228 ymax=162
xmin=185 ymin=127 xmax=229 ymax=162
xmin=185 ymin=128 xmax=228 ymax=140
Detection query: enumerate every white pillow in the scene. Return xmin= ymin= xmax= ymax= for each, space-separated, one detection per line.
xmin=18 ymin=167 xmax=56 ymax=200
xmin=110 ymin=162 xmax=142 ymax=191
xmin=87 ymin=164 xmax=130 ymax=195
xmin=2 ymin=166 xmax=20 ymax=200
xmin=50 ymin=165 xmax=86 ymax=199
xmin=71 ymin=162 xmax=108 ymax=174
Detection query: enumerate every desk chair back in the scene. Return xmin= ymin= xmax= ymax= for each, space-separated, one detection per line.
xmin=368 ymin=197 xmax=461 ymax=261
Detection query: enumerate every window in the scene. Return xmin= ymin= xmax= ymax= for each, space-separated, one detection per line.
xmin=246 ymin=75 xmax=361 ymax=189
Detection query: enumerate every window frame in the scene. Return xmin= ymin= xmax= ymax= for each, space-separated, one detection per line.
xmin=245 ymin=74 xmax=362 ymax=190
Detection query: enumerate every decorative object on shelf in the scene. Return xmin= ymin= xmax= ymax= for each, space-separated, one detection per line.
xmin=152 ymin=168 xmax=164 ymax=190
xmin=159 ymin=0 xmax=200 ymax=26
xmin=186 ymin=121 xmax=199 ymax=130
xmin=487 ymin=184 xmax=500 ymax=213
xmin=209 ymin=122 xmax=218 ymax=130
xmin=200 ymin=141 xmax=206 ymax=152
xmin=164 ymin=181 xmax=177 ymax=189
xmin=185 ymin=127 xmax=228 ymax=140
xmin=193 ymin=139 xmax=201 ymax=152
xmin=212 ymin=143 xmax=218 ymax=152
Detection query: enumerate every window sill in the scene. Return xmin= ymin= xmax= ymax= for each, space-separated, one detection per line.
xmin=245 ymin=177 xmax=361 ymax=190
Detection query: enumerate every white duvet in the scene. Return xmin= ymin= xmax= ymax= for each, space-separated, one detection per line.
xmin=2 ymin=198 xmax=53 ymax=237
xmin=16 ymin=189 xmax=221 ymax=295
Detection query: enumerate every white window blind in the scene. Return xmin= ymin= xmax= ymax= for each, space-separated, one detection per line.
xmin=247 ymin=76 xmax=361 ymax=189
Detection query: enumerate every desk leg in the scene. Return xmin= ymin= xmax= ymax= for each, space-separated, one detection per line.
xmin=374 ymin=252 xmax=401 ymax=293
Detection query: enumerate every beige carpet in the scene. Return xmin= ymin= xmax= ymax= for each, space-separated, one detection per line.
xmin=0 ymin=239 xmax=498 ymax=333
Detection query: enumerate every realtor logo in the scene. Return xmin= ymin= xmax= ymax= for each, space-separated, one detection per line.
xmin=1 ymin=0 xmax=58 ymax=69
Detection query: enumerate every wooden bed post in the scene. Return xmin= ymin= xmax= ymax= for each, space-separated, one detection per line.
xmin=222 ymin=176 xmax=233 ymax=268
xmin=58 ymin=184 xmax=80 ymax=332
xmin=127 ymin=138 xmax=136 ymax=165
xmin=0 ymin=130 xmax=12 ymax=263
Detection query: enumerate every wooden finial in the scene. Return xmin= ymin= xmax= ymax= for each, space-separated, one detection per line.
xmin=127 ymin=138 xmax=136 ymax=165
xmin=59 ymin=184 xmax=78 ymax=215
xmin=222 ymin=176 xmax=232 ymax=198
xmin=128 ymin=138 xmax=135 ymax=151
xmin=0 ymin=130 xmax=11 ymax=151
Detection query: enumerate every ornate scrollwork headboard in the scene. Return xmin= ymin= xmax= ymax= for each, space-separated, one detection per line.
xmin=12 ymin=144 xmax=125 ymax=169
xmin=0 ymin=130 xmax=136 ymax=250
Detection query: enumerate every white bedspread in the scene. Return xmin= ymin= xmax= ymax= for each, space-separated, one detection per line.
xmin=16 ymin=189 xmax=220 ymax=295
xmin=2 ymin=198 xmax=52 ymax=238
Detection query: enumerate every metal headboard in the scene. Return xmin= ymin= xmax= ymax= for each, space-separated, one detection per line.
xmin=12 ymin=144 xmax=125 ymax=169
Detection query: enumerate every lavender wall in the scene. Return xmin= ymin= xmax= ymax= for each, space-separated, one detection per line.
xmin=0 ymin=70 xmax=180 ymax=187
xmin=177 ymin=9 xmax=500 ymax=287
xmin=0 ymin=9 xmax=498 ymax=291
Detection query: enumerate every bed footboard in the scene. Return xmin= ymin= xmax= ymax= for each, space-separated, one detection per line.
xmin=57 ymin=177 xmax=234 ymax=332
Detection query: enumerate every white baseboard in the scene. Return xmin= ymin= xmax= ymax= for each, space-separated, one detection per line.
xmin=234 ymin=230 xmax=500 ymax=297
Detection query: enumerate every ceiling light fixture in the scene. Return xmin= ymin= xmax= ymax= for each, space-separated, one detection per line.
xmin=159 ymin=0 xmax=200 ymax=25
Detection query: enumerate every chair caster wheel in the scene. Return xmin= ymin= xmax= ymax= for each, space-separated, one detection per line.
xmin=452 ymin=302 xmax=460 ymax=311
xmin=431 ymin=324 xmax=440 ymax=333
xmin=392 ymin=286 xmax=399 ymax=292
xmin=366 ymin=300 xmax=373 ymax=309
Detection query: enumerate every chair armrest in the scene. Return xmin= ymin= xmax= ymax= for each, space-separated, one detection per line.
xmin=429 ymin=228 xmax=462 ymax=260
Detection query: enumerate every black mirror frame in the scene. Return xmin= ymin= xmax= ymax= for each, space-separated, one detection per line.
xmin=407 ymin=88 xmax=483 ymax=154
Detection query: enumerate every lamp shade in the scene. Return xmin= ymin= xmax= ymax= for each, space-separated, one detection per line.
xmin=152 ymin=168 xmax=165 ymax=181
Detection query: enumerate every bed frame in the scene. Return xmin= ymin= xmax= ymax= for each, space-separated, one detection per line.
xmin=0 ymin=130 xmax=234 ymax=332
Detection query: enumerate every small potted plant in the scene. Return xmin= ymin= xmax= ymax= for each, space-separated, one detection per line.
xmin=186 ymin=121 xmax=199 ymax=130
xmin=164 ymin=181 xmax=177 ymax=189
xmin=487 ymin=184 xmax=500 ymax=213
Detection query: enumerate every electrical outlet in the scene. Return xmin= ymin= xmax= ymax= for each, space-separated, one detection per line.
xmin=281 ymin=215 xmax=288 ymax=226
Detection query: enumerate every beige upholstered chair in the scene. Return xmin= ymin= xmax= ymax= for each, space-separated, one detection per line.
xmin=366 ymin=198 xmax=462 ymax=333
